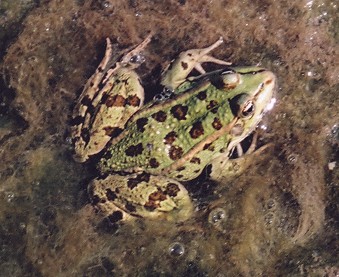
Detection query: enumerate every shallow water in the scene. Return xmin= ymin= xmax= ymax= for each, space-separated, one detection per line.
xmin=0 ymin=0 xmax=338 ymax=276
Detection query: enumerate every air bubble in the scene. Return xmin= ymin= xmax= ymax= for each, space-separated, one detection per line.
xmin=169 ymin=242 xmax=185 ymax=257
xmin=6 ymin=192 xmax=15 ymax=202
xmin=331 ymin=124 xmax=338 ymax=136
xmin=266 ymin=199 xmax=276 ymax=210
xmin=130 ymin=54 xmax=145 ymax=64
xmin=153 ymin=87 xmax=174 ymax=102
xmin=208 ymin=207 xmax=227 ymax=230
xmin=287 ymin=154 xmax=297 ymax=164
xmin=65 ymin=136 xmax=72 ymax=145
xmin=102 ymin=1 xmax=112 ymax=9
xmin=19 ymin=222 xmax=26 ymax=230
xmin=264 ymin=212 xmax=275 ymax=226
xmin=44 ymin=22 xmax=50 ymax=32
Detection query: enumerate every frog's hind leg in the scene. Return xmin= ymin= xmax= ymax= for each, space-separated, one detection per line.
xmin=71 ymin=35 xmax=151 ymax=162
xmin=161 ymin=37 xmax=231 ymax=90
xmin=88 ymin=172 xmax=193 ymax=223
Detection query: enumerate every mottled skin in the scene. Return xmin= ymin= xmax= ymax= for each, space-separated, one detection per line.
xmin=71 ymin=36 xmax=276 ymax=222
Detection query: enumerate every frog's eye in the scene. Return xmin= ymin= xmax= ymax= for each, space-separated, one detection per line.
xmin=229 ymin=93 xmax=255 ymax=118
xmin=241 ymin=100 xmax=255 ymax=118
xmin=220 ymin=70 xmax=239 ymax=89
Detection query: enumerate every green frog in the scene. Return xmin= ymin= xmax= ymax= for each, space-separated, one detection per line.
xmin=70 ymin=35 xmax=276 ymax=222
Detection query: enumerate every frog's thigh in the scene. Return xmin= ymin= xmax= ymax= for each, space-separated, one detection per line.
xmin=74 ymin=69 xmax=144 ymax=162
xmin=88 ymin=172 xmax=193 ymax=222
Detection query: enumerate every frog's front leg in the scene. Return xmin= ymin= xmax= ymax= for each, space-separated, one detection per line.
xmin=88 ymin=172 xmax=193 ymax=222
xmin=71 ymin=35 xmax=151 ymax=162
xmin=161 ymin=37 xmax=231 ymax=90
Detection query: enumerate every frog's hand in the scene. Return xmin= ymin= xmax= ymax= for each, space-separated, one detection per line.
xmin=88 ymin=172 xmax=193 ymax=223
xmin=161 ymin=37 xmax=231 ymax=90
xmin=209 ymin=142 xmax=272 ymax=182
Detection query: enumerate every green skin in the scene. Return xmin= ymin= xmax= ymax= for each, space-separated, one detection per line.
xmin=71 ymin=37 xmax=276 ymax=222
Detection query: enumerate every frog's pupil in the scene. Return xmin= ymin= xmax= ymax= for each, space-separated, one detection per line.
xmin=241 ymin=101 xmax=255 ymax=117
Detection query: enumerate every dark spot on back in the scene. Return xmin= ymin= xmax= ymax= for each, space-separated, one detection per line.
xmin=125 ymin=143 xmax=143 ymax=157
xmin=169 ymin=145 xmax=184 ymax=160
xmin=207 ymin=100 xmax=218 ymax=110
xmin=136 ymin=117 xmax=148 ymax=132
xmin=177 ymin=166 xmax=186 ymax=171
xmin=164 ymin=183 xmax=180 ymax=197
xmin=190 ymin=157 xmax=201 ymax=164
xmin=126 ymin=95 xmax=141 ymax=107
xmin=149 ymin=158 xmax=160 ymax=168
xmin=212 ymin=117 xmax=223 ymax=130
xmin=127 ymin=172 xmax=150 ymax=189
xmin=106 ymin=189 xmax=117 ymax=201
xmin=103 ymin=126 xmax=123 ymax=137
xmin=164 ymin=131 xmax=177 ymax=145
xmin=196 ymin=90 xmax=207 ymax=100
xmin=189 ymin=121 xmax=204 ymax=139
xmin=171 ymin=104 xmax=188 ymax=120
xmin=152 ymin=111 xmax=167 ymax=122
